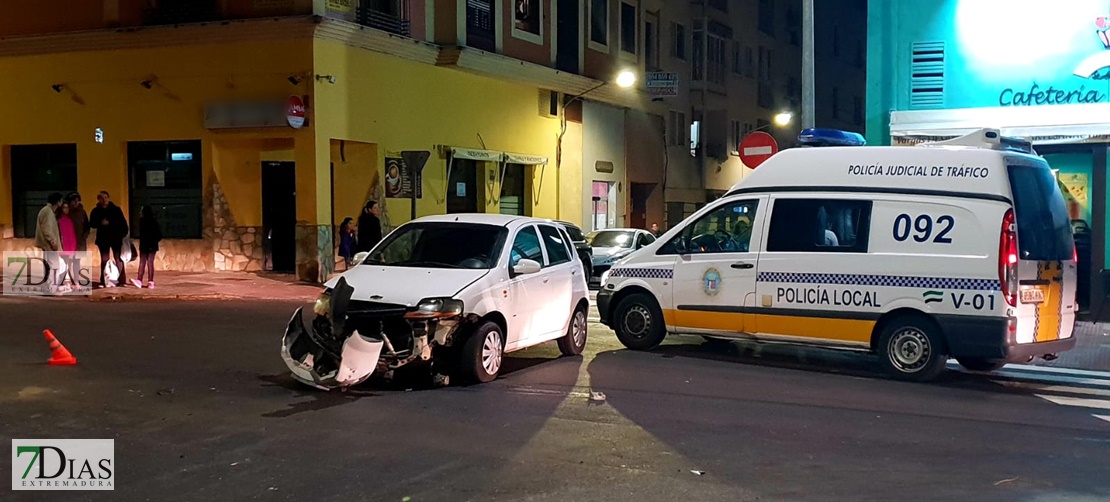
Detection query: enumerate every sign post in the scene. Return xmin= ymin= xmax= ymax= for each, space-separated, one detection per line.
xmin=400 ymin=150 xmax=431 ymax=220
xmin=738 ymin=132 xmax=779 ymax=169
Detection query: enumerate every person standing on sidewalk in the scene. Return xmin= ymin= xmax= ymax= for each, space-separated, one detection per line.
xmin=34 ymin=193 xmax=64 ymax=294
xmin=132 ymin=205 xmax=162 ymax=289
xmin=355 ymin=200 xmax=382 ymax=254
xmin=65 ymin=192 xmax=90 ymax=253
xmin=338 ymin=217 xmax=356 ymax=269
xmin=89 ymin=191 xmax=130 ymax=288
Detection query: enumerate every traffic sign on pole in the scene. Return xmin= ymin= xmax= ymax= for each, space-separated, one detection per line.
xmin=738 ymin=132 xmax=779 ymax=169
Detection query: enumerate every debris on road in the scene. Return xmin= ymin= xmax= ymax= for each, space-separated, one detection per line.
xmin=589 ymin=391 xmax=606 ymax=403
xmin=994 ymin=477 xmax=1018 ymax=486
xmin=691 ymin=470 xmax=705 ymax=476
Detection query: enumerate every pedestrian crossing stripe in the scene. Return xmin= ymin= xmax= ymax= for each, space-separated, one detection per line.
xmin=947 ymin=360 xmax=1110 ymax=425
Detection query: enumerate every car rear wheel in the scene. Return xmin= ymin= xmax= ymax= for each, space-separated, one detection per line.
xmin=460 ymin=321 xmax=504 ymax=384
xmin=877 ymin=316 xmax=947 ymax=382
xmin=613 ymin=293 xmax=666 ymax=350
xmin=956 ymin=357 xmax=1006 ymax=372
xmin=558 ymin=306 xmax=588 ymax=356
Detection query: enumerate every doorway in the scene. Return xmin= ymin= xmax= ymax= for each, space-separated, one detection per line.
xmin=556 ymin=0 xmax=580 ymax=73
xmin=11 ymin=144 xmax=77 ymax=238
xmin=500 ymin=163 xmax=527 ymax=215
xmin=262 ymin=161 xmax=297 ymax=273
xmin=630 ymin=182 xmax=655 ymax=230
xmin=591 ymin=181 xmax=615 ymax=230
xmin=447 ymin=160 xmax=479 ymax=213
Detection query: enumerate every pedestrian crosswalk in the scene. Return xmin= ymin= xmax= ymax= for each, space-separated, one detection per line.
xmin=948 ymin=361 xmax=1110 ymax=425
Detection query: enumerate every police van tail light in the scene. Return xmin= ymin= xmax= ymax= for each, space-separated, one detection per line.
xmin=999 ymin=209 xmax=1019 ymax=307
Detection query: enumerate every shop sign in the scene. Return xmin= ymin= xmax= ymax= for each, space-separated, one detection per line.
xmin=384 ymin=155 xmax=423 ymax=199
xmin=286 ymin=96 xmax=306 ymax=129
xmin=204 ymin=99 xmax=307 ymax=130
xmin=999 ymin=14 xmax=1110 ymax=106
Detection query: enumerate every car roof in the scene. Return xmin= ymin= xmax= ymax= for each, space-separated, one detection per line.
xmin=413 ymin=213 xmax=561 ymax=227
xmin=590 ymin=227 xmax=644 ymax=233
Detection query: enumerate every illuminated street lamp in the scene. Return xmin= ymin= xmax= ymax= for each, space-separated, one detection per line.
xmin=774 ymin=111 xmax=794 ymax=127
xmin=615 ymin=70 xmax=637 ymax=89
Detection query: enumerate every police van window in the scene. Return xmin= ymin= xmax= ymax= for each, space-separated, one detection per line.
xmin=1006 ymin=163 xmax=1074 ymax=261
xmin=658 ymin=200 xmax=759 ymax=254
xmin=766 ymin=199 xmax=873 ymax=253
xmin=510 ymin=225 xmax=546 ymax=267
xmin=538 ymin=224 xmax=572 ymax=266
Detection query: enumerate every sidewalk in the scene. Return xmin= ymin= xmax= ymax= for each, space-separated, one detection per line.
xmin=1031 ymin=322 xmax=1110 ymax=372
xmin=86 ymin=271 xmax=321 ymax=302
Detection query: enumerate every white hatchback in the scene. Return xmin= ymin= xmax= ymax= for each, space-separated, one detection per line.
xmin=281 ymin=214 xmax=591 ymax=390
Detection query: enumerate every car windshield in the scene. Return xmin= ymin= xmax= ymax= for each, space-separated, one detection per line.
xmin=364 ymin=222 xmax=508 ymax=269
xmin=1007 ymin=160 xmax=1074 ymax=261
xmin=588 ymin=230 xmax=635 ymax=248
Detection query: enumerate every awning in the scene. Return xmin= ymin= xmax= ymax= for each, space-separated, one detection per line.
xmin=503 ymin=152 xmax=549 ymax=165
xmin=450 ymin=147 xmax=503 ymax=162
xmin=890 ymin=104 xmax=1110 ymax=144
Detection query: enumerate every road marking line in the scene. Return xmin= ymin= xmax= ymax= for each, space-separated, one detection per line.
xmin=1034 ymin=394 xmax=1110 ymax=411
xmin=947 ymin=359 xmax=1110 ymax=379
xmin=993 ymin=381 xmax=1110 ymax=398
xmin=1095 ymin=415 xmax=1110 ymax=423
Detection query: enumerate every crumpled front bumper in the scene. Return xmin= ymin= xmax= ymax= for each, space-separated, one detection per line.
xmin=281 ymin=307 xmax=384 ymax=390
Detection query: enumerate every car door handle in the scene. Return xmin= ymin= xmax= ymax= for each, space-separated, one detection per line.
xmin=731 ymin=262 xmax=754 ymax=269
xmin=542 ymin=276 xmax=550 ymax=283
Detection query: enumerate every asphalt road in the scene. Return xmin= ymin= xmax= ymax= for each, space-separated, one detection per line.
xmin=1 ymin=295 xmax=1109 ymax=501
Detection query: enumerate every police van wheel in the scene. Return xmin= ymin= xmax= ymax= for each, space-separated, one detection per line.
xmin=956 ymin=357 xmax=1006 ymax=373
xmin=878 ymin=317 xmax=947 ymax=382
xmin=614 ymin=293 xmax=666 ymax=350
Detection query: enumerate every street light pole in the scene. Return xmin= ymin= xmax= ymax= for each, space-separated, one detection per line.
xmin=802 ymin=0 xmax=816 ymax=129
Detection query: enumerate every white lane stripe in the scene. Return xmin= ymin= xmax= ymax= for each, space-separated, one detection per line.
xmin=743 ymin=146 xmax=774 ymax=156
xmin=993 ymin=381 xmax=1110 ymax=398
xmin=946 ymin=359 xmax=1110 ymax=379
xmin=1034 ymin=394 xmax=1110 ymax=411
xmin=1095 ymin=415 xmax=1110 ymax=423
xmin=994 ymin=372 xmax=1110 ymax=390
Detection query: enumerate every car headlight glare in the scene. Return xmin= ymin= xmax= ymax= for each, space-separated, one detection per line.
xmin=600 ymin=270 xmax=611 ymax=285
xmin=406 ymin=297 xmax=464 ymax=319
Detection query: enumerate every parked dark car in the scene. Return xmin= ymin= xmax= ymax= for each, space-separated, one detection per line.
xmin=557 ymin=220 xmax=593 ymax=278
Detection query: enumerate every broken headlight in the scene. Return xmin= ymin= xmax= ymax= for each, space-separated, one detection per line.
xmin=404 ymin=297 xmax=464 ymax=320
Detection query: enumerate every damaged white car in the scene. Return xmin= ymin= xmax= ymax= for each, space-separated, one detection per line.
xmin=281 ymin=214 xmax=591 ymax=390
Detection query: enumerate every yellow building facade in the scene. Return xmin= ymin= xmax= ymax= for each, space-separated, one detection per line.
xmin=0 ymin=17 xmax=569 ymax=282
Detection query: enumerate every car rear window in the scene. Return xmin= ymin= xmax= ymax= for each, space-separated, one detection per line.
xmin=1006 ymin=161 xmax=1074 ymax=261
xmin=562 ymin=224 xmax=585 ymax=241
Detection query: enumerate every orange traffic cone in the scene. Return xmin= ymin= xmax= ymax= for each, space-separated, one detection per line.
xmin=43 ymin=329 xmax=77 ymax=366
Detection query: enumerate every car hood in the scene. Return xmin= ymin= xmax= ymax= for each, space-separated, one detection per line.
xmin=324 ymin=265 xmax=489 ymax=305
xmin=591 ymin=246 xmax=633 ymax=260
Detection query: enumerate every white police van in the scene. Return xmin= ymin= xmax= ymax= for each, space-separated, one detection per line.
xmin=597 ymin=128 xmax=1078 ymax=381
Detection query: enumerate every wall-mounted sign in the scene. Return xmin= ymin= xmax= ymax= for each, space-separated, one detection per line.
xmin=286 ymin=96 xmax=306 ymax=129
xmin=146 ymin=170 xmax=166 ymax=188
xmin=999 ymin=14 xmax=1110 ymax=107
xmin=205 ymin=99 xmax=308 ymax=130
xmin=646 ymin=72 xmax=680 ymax=97
xmin=94 ymin=128 xmax=104 ymax=144
xmin=456 ymin=182 xmax=467 ymax=197
xmin=384 ymin=156 xmax=424 ymax=199
xmin=595 ymin=160 xmax=615 ymax=173
xmin=170 ymin=153 xmax=193 ymax=161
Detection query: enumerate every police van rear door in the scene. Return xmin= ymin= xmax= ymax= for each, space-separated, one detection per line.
xmin=1005 ymin=158 xmax=1077 ymax=343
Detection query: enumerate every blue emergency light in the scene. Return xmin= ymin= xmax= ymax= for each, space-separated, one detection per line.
xmin=797 ymin=128 xmax=867 ymax=147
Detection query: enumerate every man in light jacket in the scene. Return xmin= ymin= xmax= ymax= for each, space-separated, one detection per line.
xmin=34 ymin=192 xmax=64 ymax=252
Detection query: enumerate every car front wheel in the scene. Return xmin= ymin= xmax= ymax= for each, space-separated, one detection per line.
xmin=613 ymin=293 xmax=666 ymax=350
xmin=460 ymin=321 xmax=504 ymax=384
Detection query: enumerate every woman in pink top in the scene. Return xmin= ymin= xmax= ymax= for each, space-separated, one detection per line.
xmin=56 ymin=201 xmax=78 ymax=256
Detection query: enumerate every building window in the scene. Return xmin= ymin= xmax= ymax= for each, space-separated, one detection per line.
xmin=707 ymin=34 xmax=727 ymax=85
xmin=645 ymin=12 xmax=660 ymax=70
xmin=758 ymin=0 xmax=774 ymax=36
xmin=466 ymin=0 xmax=495 ymax=52
xmin=832 ymin=87 xmax=840 ymax=119
xmin=590 ymin=0 xmax=608 ymax=47
xmin=758 ymin=46 xmax=772 ymax=81
xmin=745 ymin=46 xmax=754 ymax=78
xmin=513 ymin=0 xmax=543 ymax=42
xmin=669 ymin=111 xmax=687 ymax=146
xmin=620 ymin=2 xmax=636 ymax=54
xmin=732 ymin=41 xmax=742 ymax=75
xmin=672 ymin=22 xmax=686 ymax=59
xmin=730 ymin=120 xmax=742 ymax=152
xmin=692 ymin=26 xmax=704 ymax=81
xmin=127 ymin=140 xmax=204 ymax=239
xmin=767 ymin=199 xmax=873 ymax=253
xmin=10 ymin=144 xmax=77 ymax=239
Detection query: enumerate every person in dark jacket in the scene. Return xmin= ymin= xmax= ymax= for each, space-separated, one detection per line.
xmin=132 ymin=205 xmax=162 ymax=289
xmin=355 ymin=200 xmax=383 ymax=254
xmin=89 ymin=191 xmax=130 ymax=288
xmin=65 ymin=192 xmax=90 ymax=252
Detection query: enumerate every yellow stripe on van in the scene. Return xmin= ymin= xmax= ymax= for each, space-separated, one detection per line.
xmin=1035 ymin=261 xmax=1063 ymax=342
xmin=664 ymin=309 xmax=874 ymax=345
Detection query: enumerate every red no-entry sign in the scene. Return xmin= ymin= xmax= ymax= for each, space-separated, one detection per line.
xmin=739 ymin=132 xmax=779 ymax=168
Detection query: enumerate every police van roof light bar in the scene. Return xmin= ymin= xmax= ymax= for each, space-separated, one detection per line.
xmin=922 ymin=128 xmax=1037 ymax=155
xmin=796 ymin=128 xmax=867 ymax=147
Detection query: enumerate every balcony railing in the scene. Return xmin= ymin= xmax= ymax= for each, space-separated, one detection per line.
xmin=357 ymin=2 xmax=411 ymax=37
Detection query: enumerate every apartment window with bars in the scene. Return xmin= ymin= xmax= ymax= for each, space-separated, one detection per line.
xmin=692 ymin=27 xmax=705 ymax=81
xmin=620 ymin=2 xmax=637 ymax=54
xmin=730 ymin=120 xmax=742 ymax=152
xmin=745 ymin=46 xmax=754 ymax=78
xmin=707 ymin=35 xmax=727 ymax=85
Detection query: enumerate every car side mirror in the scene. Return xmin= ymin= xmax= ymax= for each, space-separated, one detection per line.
xmin=353 ymin=252 xmax=370 ymax=265
xmin=512 ymin=258 xmax=542 ymax=275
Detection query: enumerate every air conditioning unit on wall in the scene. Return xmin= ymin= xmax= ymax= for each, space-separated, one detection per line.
xmin=538 ymin=90 xmax=559 ymax=118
